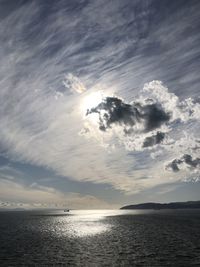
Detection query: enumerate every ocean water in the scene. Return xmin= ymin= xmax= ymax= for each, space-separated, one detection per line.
xmin=0 ymin=209 xmax=200 ymax=267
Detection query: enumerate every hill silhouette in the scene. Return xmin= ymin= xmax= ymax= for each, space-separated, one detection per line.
xmin=120 ymin=201 xmax=200 ymax=210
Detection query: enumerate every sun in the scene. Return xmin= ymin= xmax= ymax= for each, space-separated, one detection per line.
xmin=81 ymin=91 xmax=104 ymax=117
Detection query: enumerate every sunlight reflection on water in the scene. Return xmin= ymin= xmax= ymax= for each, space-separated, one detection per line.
xmin=42 ymin=209 xmax=151 ymax=238
xmin=53 ymin=210 xmax=115 ymax=237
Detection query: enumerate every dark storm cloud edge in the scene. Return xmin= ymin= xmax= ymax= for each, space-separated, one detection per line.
xmin=166 ymin=154 xmax=200 ymax=172
xmin=86 ymin=96 xmax=170 ymax=146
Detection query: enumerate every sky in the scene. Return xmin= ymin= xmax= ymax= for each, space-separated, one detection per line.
xmin=0 ymin=0 xmax=200 ymax=209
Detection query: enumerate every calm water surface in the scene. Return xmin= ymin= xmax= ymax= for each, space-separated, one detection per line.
xmin=0 ymin=209 xmax=200 ymax=266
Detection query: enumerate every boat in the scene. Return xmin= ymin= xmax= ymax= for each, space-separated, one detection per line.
xmin=64 ymin=209 xmax=70 ymax=212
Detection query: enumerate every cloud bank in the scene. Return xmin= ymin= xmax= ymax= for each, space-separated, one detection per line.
xmin=0 ymin=177 xmax=112 ymax=210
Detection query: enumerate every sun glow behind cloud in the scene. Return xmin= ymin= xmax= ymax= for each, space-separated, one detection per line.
xmin=81 ymin=91 xmax=105 ymax=116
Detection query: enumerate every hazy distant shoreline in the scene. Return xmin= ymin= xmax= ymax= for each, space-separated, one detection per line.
xmin=120 ymin=201 xmax=200 ymax=210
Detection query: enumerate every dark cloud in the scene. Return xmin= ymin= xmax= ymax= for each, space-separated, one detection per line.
xmin=143 ymin=131 xmax=165 ymax=147
xmin=182 ymin=154 xmax=200 ymax=168
xmin=166 ymin=154 xmax=200 ymax=172
xmin=86 ymin=96 xmax=170 ymax=133
xmin=166 ymin=158 xmax=182 ymax=172
xmin=140 ymin=104 xmax=170 ymax=132
xmin=87 ymin=97 xmax=139 ymax=131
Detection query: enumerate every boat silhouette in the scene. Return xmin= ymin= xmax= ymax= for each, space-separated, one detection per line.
xmin=64 ymin=209 xmax=70 ymax=212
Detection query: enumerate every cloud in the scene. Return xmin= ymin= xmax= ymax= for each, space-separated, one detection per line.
xmin=143 ymin=131 xmax=165 ymax=147
xmin=86 ymin=96 xmax=170 ymax=133
xmin=0 ymin=0 xmax=200 ymax=197
xmin=82 ymin=81 xmax=200 ymax=189
xmin=165 ymin=158 xmax=182 ymax=172
xmin=0 ymin=178 xmax=113 ymax=209
xmin=84 ymin=81 xmax=200 ymax=153
xmin=63 ymin=73 xmax=86 ymax=94
xmin=166 ymin=154 xmax=200 ymax=172
xmin=1 ymin=72 xmax=199 ymax=195
xmin=150 ymin=149 xmax=164 ymax=159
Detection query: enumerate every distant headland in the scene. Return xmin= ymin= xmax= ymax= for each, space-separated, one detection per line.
xmin=120 ymin=201 xmax=200 ymax=210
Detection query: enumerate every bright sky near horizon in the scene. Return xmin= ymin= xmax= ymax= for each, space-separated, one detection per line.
xmin=0 ymin=0 xmax=200 ymax=209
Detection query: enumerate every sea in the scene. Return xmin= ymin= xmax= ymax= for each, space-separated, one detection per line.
xmin=0 ymin=209 xmax=200 ymax=266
